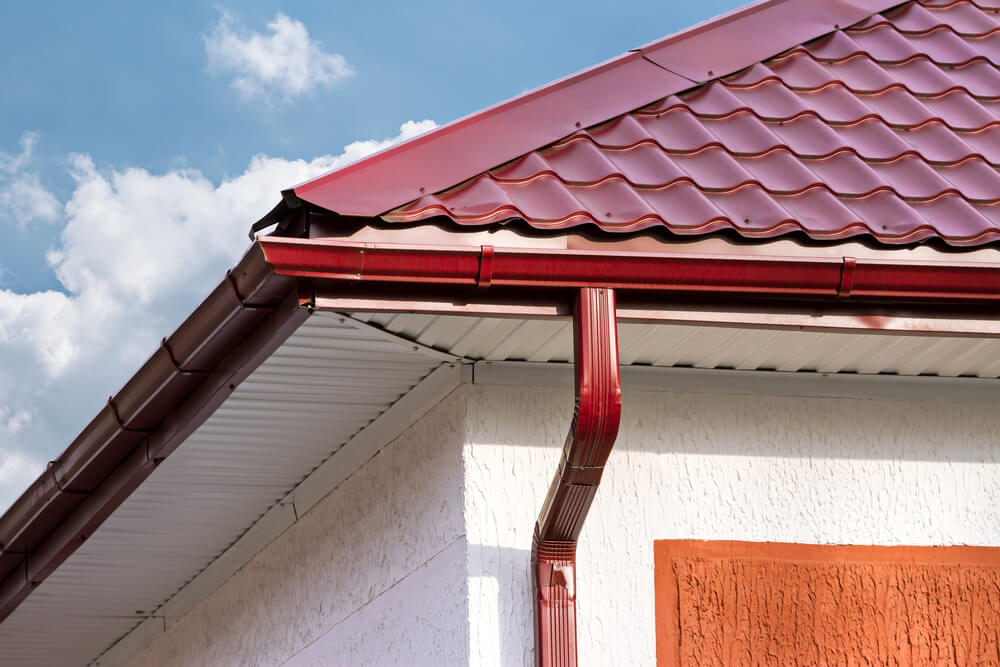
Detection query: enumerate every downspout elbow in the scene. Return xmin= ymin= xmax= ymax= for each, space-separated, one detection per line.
xmin=532 ymin=287 xmax=621 ymax=667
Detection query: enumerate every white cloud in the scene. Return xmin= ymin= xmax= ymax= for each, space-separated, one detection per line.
xmin=0 ymin=132 xmax=61 ymax=228
xmin=206 ymin=11 xmax=354 ymax=101
xmin=0 ymin=120 xmax=435 ymax=512
xmin=0 ymin=450 xmax=43 ymax=513
xmin=0 ymin=132 xmax=37 ymax=173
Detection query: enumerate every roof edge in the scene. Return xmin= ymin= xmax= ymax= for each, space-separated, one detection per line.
xmin=5 ymin=228 xmax=1000 ymax=625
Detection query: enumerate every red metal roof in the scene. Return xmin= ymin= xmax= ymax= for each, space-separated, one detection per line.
xmin=295 ymin=0 xmax=1000 ymax=247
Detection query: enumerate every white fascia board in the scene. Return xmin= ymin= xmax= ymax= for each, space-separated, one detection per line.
xmin=472 ymin=361 xmax=1000 ymax=404
xmin=93 ymin=362 xmax=464 ymax=666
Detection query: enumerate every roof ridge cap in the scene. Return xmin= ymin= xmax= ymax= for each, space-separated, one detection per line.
xmin=638 ymin=0 xmax=909 ymax=83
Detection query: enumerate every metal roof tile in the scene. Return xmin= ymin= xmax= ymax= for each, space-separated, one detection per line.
xmin=300 ymin=0 xmax=1000 ymax=246
xmin=956 ymin=123 xmax=1000 ymax=162
xmin=832 ymin=119 xmax=915 ymax=160
xmin=944 ymin=59 xmax=1000 ymax=98
xmin=603 ymin=143 xmax=688 ymax=188
xmin=634 ymin=110 xmax=721 ymax=152
xmin=697 ymin=112 xmax=785 ymax=154
xmin=887 ymin=2 xmax=1000 ymax=36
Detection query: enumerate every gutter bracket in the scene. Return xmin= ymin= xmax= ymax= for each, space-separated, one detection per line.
xmin=838 ymin=257 xmax=857 ymax=298
xmin=226 ymin=271 xmax=277 ymax=312
xmin=45 ymin=462 xmax=88 ymax=496
xmin=107 ymin=398 xmax=153 ymax=435
xmin=160 ymin=338 xmax=212 ymax=376
xmin=477 ymin=245 xmax=495 ymax=289
xmin=532 ymin=287 xmax=621 ymax=667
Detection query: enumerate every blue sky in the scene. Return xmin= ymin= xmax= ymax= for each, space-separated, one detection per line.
xmin=0 ymin=0 xmax=745 ymax=508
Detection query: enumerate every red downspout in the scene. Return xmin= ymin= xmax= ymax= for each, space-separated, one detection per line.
xmin=533 ymin=287 xmax=622 ymax=667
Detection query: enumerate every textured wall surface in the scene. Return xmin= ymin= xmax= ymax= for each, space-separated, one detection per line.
xmin=462 ymin=384 xmax=1000 ymax=667
xmin=119 ymin=380 xmax=1000 ymax=667
xmin=655 ymin=541 xmax=1000 ymax=666
xmin=125 ymin=390 xmax=469 ymax=667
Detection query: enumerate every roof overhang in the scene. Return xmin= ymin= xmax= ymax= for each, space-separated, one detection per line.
xmin=3 ymin=231 xmax=1000 ymax=663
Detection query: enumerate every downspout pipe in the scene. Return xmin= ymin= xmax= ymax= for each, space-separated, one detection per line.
xmin=533 ymin=287 xmax=622 ymax=667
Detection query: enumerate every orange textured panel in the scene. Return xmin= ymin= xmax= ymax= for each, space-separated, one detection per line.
xmin=654 ymin=540 xmax=1000 ymax=666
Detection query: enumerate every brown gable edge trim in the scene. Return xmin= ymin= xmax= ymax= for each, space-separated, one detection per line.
xmin=0 ymin=244 xmax=306 ymax=624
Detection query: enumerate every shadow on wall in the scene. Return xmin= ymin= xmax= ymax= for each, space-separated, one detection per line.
xmin=486 ymin=384 xmax=1000 ymax=463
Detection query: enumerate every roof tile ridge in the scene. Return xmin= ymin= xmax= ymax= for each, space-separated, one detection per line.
xmin=849 ymin=9 xmax=1000 ymax=37
xmin=857 ymin=13 xmax=1000 ymax=39
xmin=758 ymin=50 xmax=1000 ymax=103
xmin=676 ymin=81 xmax=1000 ymax=133
xmin=490 ymin=151 xmax=1000 ymax=205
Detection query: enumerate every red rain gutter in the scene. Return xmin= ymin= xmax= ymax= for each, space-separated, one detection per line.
xmin=533 ymin=287 xmax=621 ymax=667
xmin=259 ymin=237 xmax=1000 ymax=302
xmin=0 ymin=245 xmax=305 ymax=624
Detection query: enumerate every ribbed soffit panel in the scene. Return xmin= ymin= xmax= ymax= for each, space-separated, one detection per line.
xmin=352 ymin=311 xmax=1000 ymax=379
xmin=0 ymin=312 xmax=445 ymax=667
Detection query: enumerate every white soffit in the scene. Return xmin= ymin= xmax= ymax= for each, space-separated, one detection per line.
xmin=351 ymin=312 xmax=1000 ymax=379
xmin=0 ymin=312 xmax=457 ymax=667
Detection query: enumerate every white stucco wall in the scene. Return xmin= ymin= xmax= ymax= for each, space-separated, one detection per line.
xmin=462 ymin=384 xmax=1000 ymax=667
xmin=120 ymin=380 xmax=1000 ymax=667
xmin=124 ymin=389 xmax=470 ymax=667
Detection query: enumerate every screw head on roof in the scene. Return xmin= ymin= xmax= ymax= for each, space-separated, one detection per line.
xmin=708 ymin=70 xmax=714 ymax=76
xmin=419 ymin=187 xmax=425 ymax=193
xmin=575 ymin=122 xmax=581 ymax=128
